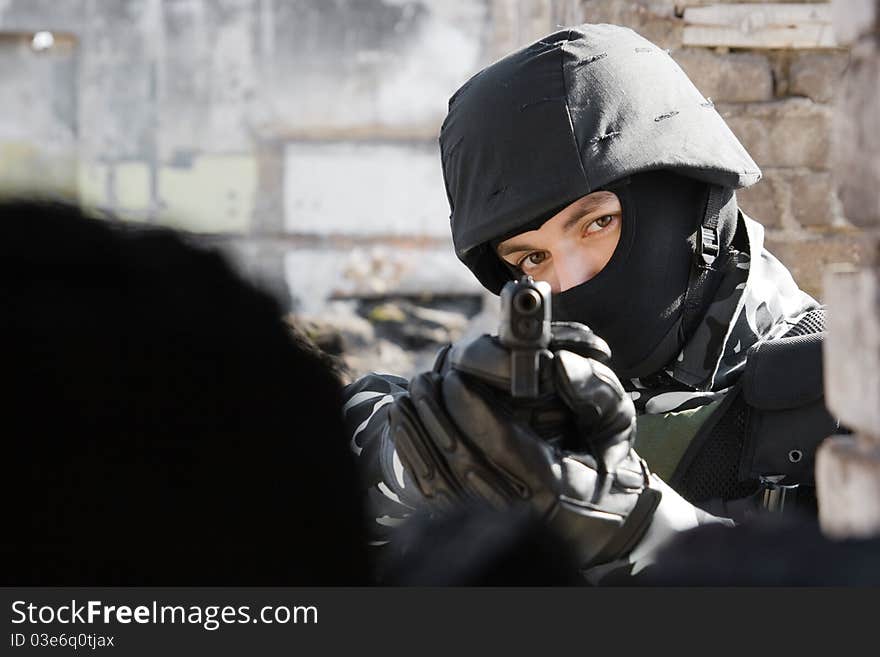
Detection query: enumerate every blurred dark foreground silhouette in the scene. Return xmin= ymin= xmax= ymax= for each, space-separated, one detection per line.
xmin=1 ymin=200 xmax=367 ymax=584
xmin=378 ymin=504 xmax=880 ymax=587
xmin=636 ymin=511 xmax=880 ymax=586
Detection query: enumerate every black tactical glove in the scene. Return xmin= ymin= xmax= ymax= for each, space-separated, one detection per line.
xmin=388 ymin=322 xmax=663 ymax=570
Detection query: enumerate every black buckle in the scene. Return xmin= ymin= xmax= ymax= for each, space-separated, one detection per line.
xmin=699 ymin=225 xmax=719 ymax=268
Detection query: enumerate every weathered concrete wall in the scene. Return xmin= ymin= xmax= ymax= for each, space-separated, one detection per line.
xmin=0 ymin=0 xmax=508 ymax=320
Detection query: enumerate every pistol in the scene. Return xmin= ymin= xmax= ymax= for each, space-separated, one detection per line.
xmin=498 ymin=275 xmax=552 ymax=398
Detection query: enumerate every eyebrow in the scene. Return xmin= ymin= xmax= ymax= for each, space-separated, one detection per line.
xmin=497 ymin=196 xmax=619 ymax=258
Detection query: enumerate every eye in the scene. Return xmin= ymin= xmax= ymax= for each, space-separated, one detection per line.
xmin=585 ymin=214 xmax=616 ymax=235
xmin=517 ymin=251 xmax=548 ymax=271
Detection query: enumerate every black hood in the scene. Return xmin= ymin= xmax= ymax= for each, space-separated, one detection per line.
xmin=552 ymin=170 xmax=737 ymax=378
xmin=440 ymin=23 xmax=761 ymax=295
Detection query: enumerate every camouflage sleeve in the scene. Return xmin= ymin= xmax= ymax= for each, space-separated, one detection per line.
xmin=342 ymin=373 xmax=425 ymax=546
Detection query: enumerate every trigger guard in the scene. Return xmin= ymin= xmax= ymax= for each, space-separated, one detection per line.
xmin=448 ymin=335 xmax=511 ymax=390
xmin=450 ymin=337 xmax=556 ymax=394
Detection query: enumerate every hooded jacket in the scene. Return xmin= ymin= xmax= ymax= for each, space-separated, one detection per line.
xmin=440 ymin=23 xmax=818 ymax=395
xmin=442 ymin=23 xmax=759 ymax=294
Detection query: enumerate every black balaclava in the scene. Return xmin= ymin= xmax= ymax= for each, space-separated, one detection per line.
xmin=553 ymin=170 xmax=732 ymax=378
xmin=440 ymin=24 xmax=762 ymax=381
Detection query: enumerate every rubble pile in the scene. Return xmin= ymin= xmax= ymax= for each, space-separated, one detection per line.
xmin=289 ymin=294 xmax=496 ymax=383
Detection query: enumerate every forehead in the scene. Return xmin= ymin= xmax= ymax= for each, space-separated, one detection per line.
xmin=497 ymin=190 xmax=620 ymax=252
xmin=566 ymin=190 xmax=620 ymax=215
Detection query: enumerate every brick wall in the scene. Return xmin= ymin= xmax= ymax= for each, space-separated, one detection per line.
xmin=564 ymin=0 xmax=871 ymax=299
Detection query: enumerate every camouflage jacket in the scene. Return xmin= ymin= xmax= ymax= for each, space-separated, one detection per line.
xmin=342 ymin=212 xmax=819 ymax=546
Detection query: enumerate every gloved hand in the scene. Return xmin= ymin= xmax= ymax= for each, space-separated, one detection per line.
xmin=388 ymin=322 xmax=663 ymax=570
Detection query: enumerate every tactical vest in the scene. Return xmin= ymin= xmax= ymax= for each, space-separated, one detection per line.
xmin=668 ymin=308 xmax=837 ymax=517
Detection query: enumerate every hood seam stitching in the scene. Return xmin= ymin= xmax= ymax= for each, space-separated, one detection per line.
xmin=559 ymin=35 xmax=591 ymax=192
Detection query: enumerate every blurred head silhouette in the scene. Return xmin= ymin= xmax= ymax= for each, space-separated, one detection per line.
xmin=1 ymin=200 xmax=367 ymax=584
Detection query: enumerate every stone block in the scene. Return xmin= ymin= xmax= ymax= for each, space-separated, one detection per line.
xmin=736 ymin=167 xmax=792 ymax=229
xmin=159 ymin=154 xmax=257 ymax=234
xmin=737 ymin=171 xmax=785 ymax=228
xmin=683 ymin=2 xmax=837 ymax=49
xmin=831 ymin=0 xmax=878 ymax=45
xmin=284 ymin=141 xmax=451 ymax=238
xmin=823 ymin=265 xmax=880 ymax=435
xmin=763 ymin=233 xmax=870 ymax=299
xmin=672 ymin=48 xmax=773 ymax=102
xmin=831 ymin=38 xmax=880 ymax=228
xmin=789 ymin=51 xmax=850 ymax=103
xmin=113 ymin=161 xmax=151 ymax=212
xmin=816 ymin=435 xmax=880 ymax=539
xmin=579 ymin=0 xmax=683 ymax=50
xmin=788 ymin=169 xmax=844 ymax=226
xmin=718 ymin=98 xmax=832 ymax=168
xmin=739 ymin=168 xmax=843 ymax=229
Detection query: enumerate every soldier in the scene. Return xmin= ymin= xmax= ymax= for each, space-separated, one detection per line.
xmin=344 ymin=24 xmax=834 ymax=582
